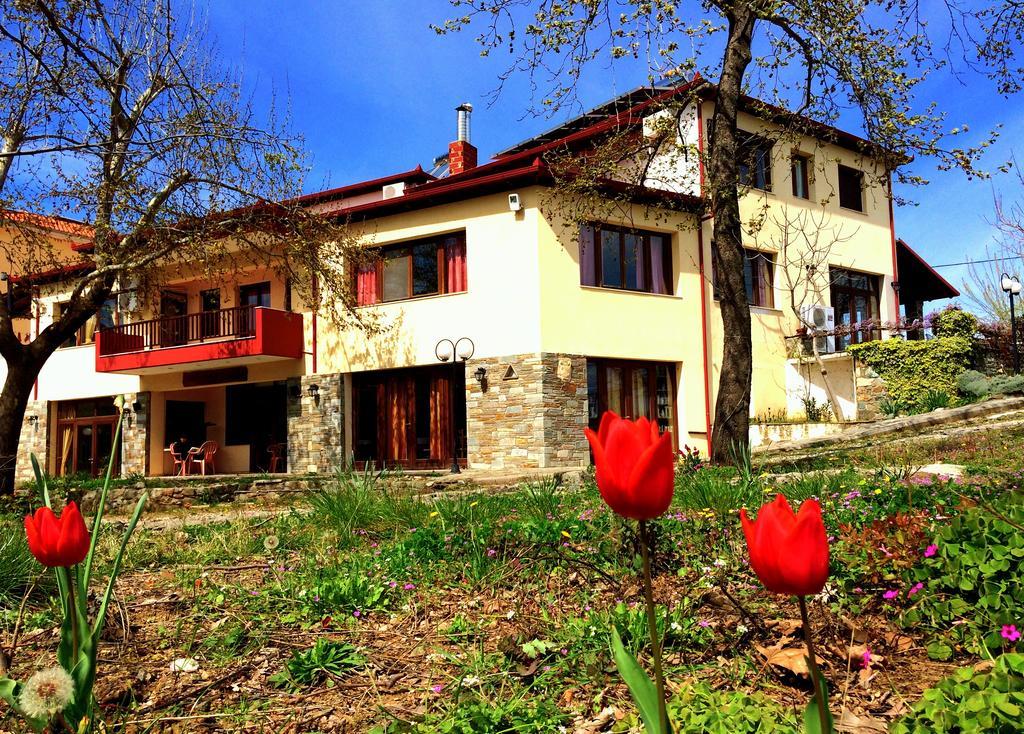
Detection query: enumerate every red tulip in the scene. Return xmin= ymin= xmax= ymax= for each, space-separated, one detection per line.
xmin=740 ymin=495 xmax=829 ymax=596
xmin=24 ymin=502 xmax=91 ymax=568
xmin=584 ymin=411 xmax=674 ymax=520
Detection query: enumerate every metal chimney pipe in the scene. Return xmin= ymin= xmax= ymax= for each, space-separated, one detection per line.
xmin=456 ymin=103 xmax=473 ymax=142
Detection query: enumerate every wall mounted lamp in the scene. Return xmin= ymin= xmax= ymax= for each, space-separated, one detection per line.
xmin=474 ymin=366 xmax=487 ymax=390
xmin=307 ymin=383 xmax=321 ymax=406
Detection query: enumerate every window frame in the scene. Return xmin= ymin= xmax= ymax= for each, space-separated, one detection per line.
xmin=744 ymin=249 xmax=776 ymax=308
xmin=791 ymin=154 xmax=811 ymax=199
xmin=583 ymin=223 xmax=673 ymax=295
xmin=55 ymin=295 xmax=120 ymax=349
xmin=710 ymin=244 xmax=776 ymax=308
xmin=358 ymin=232 xmax=467 ymax=305
xmin=837 ymin=164 xmax=864 ymax=212
xmin=830 ymin=266 xmax=881 ymax=348
xmin=737 ymin=131 xmax=774 ymax=191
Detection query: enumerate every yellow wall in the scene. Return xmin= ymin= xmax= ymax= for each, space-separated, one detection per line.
xmin=317 ymin=189 xmax=546 ymax=373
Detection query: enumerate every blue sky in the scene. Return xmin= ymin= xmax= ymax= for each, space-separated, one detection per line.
xmin=206 ymin=1 xmax=1023 ymax=302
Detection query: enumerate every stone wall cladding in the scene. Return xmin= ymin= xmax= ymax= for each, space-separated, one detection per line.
xmin=854 ymin=361 xmax=889 ymax=420
xmin=121 ymin=392 xmax=150 ymax=477
xmin=465 ymin=353 xmax=589 ymax=470
xmin=15 ymin=401 xmax=49 ymax=484
xmin=287 ymin=373 xmax=344 ymax=473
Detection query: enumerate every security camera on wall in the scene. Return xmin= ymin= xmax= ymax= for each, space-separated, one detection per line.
xmin=508 ymin=193 xmax=521 ymax=212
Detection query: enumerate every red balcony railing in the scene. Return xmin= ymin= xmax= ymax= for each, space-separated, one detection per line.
xmin=97 ymin=305 xmax=261 ymax=356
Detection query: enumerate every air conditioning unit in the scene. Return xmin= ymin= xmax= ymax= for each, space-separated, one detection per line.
xmin=382 ymin=182 xmax=406 ymax=200
xmin=799 ymin=304 xmax=836 ymax=355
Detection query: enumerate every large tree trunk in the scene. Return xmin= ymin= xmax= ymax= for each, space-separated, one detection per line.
xmin=0 ymin=354 xmax=45 ymax=493
xmin=708 ymin=8 xmax=758 ymax=464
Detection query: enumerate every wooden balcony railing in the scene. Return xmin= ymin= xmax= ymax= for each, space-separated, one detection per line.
xmin=97 ymin=305 xmax=263 ymax=356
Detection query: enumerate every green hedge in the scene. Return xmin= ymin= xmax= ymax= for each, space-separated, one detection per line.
xmin=848 ymin=336 xmax=973 ymax=409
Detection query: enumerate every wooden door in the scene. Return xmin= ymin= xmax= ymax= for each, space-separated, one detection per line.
xmin=353 ymin=367 xmax=465 ymax=468
xmin=160 ymin=290 xmax=188 ymax=346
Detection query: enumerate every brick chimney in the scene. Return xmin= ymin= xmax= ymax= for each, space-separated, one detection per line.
xmin=448 ymin=103 xmax=477 ymax=175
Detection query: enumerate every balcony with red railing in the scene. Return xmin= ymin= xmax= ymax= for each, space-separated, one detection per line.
xmin=95 ymin=306 xmax=303 ymax=374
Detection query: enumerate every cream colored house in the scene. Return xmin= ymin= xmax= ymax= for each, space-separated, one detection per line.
xmin=7 ymin=81 xmax=956 ymax=480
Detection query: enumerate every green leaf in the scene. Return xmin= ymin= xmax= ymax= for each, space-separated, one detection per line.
xmin=802 ymin=669 xmax=835 ymax=734
xmin=610 ymin=626 xmax=665 ymax=734
xmin=29 ymin=453 xmax=50 ymax=508
xmin=926 ymin=641 xmax=953 ymax=661
xmin=82 ymin=410 xmax=125 ymax=592
xmin=92 ymin=492 xmax=147 ymax=641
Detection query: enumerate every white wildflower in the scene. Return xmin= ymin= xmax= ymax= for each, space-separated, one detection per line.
xmin=461 ymin=675 xmax=481 ymax=686
xmin=19 ymin=667 xmax=74 ymax=719
xmin=737 ymin=624 xmax=749 ymax=634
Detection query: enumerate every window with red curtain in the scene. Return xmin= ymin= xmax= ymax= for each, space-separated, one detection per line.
xmin=579 ymin=223 xmax=672 ymax=294
xmin=355 ymin=232 xmax=467 ymax=305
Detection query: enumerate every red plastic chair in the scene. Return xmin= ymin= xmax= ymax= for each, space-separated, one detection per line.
xmin=267 ymin=443 xmax=285 ymax=473
xmin=169 ymin=443 xmax=189 ymax=476
xmin=188 ymin=441 xmax=218 ymax=475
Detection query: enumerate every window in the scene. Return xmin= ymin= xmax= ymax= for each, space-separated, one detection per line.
xmin=356 ymin=233 xmax=467 ymax=306
xmin=55 ymin=297 xmax=118 ymax=348
xmin=710 ymin=244 xmax=775 ymax=308
xmin=830 ymin=267 xmax=880 ymax=349
xmin=239 ymin=282 xmax=272 ymax=308
xmin=744 ymin=250 xmax=775 ymax=308
xmin=791 ymin=155 xmax=810 ymax=199
xmin=837 ymin=165 xmax=864 ymax=211
xmin=738 ymin=132 xmax=773 ymax=191
xmin=579 ymin=224 xmax=672 ymax=294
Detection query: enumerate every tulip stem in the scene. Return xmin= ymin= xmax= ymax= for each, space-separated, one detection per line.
xmin=799 ymin=596 xmax=831 ymax=734
xmin=64 ymin=568 xmax=79 ymax=661
xmin=638 ymin=520 xmax=670 ymax=733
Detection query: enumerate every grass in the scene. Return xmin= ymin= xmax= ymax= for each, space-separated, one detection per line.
xmin=1 ymin=432 xmax=1022 ymax=732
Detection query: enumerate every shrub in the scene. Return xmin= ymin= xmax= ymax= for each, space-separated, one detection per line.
xmin=919 ymin=389 xmax=952 ymax=412
xmin=900 ymin=495 xmax=1024 ymax=656
xmin=879 ymin=396 xmax=903 ymax=418
xmin=801 ymin=395 xmax=833 ymax=422
xmin=848 ymin=335 xmax=973 ymax=410
xmin=957 ymin=369 xmax=1024 ymax=400
xmin=891 ymin=654 xmax=1024 ymax=733
xmin=931 ymin=306 xmax=978 ymax=340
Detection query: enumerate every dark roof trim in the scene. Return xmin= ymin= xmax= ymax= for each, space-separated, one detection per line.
xmin=11 ymin=261 xmax=94 ymax=286
xmin=896 ymin=238 xmax=960 ymax=300
xmin=292 ymin=166 xmax=435 ymax=206
xmin=321 ymin=158 xmax=702 ymax=224
xmin=496 ymin=76 xmax=901 ymax=166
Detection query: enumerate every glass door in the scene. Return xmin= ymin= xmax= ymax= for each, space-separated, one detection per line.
xmin=588 ymin=359 xmax=677 ymax=435
xmin=160 ymin=290 xmax=188 ymax=346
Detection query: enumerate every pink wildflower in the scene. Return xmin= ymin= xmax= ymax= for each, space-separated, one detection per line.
xmin=883 ymin=589 xmax=899 ymax=600
xmin=908 ymin=582 xmax=924 ymax=598
xmin=1002 ymin=625 xmax=1021 ymax=643
xmin=924 ymin=544 xmax=938 ymax=558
